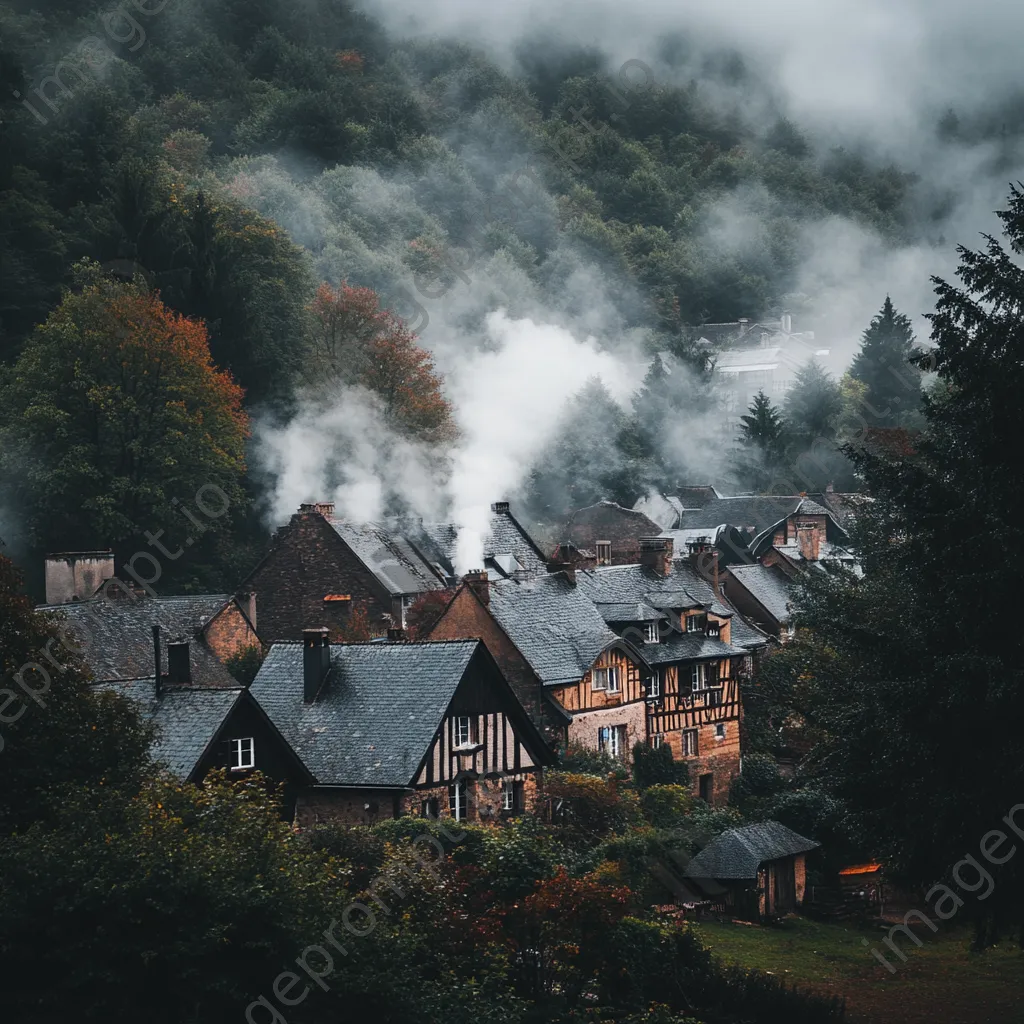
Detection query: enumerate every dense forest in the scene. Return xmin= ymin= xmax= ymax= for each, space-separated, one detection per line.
xmin=0 ymin=0 xmax=968 ymax=588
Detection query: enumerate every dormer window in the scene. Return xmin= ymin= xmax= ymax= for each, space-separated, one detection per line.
xmin=596 ymin=541 xmax=612 ymax=566
xmin=644 ymin=622 xmax=659 ymax=644
xmin=707 ymin=621 xmax=720 ymax=638
xmin=592 ymin=666 xmax=620 ymax=693
xmin=686 ymin=615 xmax=701 ymax=633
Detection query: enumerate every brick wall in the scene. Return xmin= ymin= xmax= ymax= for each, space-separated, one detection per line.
xmin=567 ymin=700 xmax=647 ymax=763
xmin=565 ymin=503 xmax=663 ymax=565
xmin=202 ymin=599 xmax=261 ymax=662
xmin=294 ymin=787 xmax=402 ymax=827
xmin=242 ymin=512 xmax=392 ymax=641
xmin=661 ymin=719 xmax=741 ymax=806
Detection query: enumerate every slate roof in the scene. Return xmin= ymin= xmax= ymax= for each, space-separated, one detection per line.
xmin=410 ymin=504 xmax=549 ymax=579
xmin=37 ymin=595 xmax=238 ymax=688
xmin=594 ymin=601 xmax=664 ymax=624
xmin=642 ymin=631 xmax=747 ymax=666
xmin=687 ymin=821 xmax=819 ymax=880
xmin=487 ymin=573 xmax=643 ymax=687
xmin=727 ymin=564 xmax=795 ymax=624
xmin=328 ymin=519 xmax=447 ymax=595
xmin=678 ymin=496 xmax=805 ymax=534
xmin=94 ymin=679 xmax=242 ymax=778
xmin=820 ymin=492 xmax=869 ymax=531
xmin=250 ymin=640 xmax=480 ymax=786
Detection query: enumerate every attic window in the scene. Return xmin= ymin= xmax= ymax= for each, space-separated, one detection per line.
xmin=596 ymin=541 xmax=612 ymax=566
xmin=454 ymin=716 xmax=477 ymax=748
xmin=644 ymin=622 xmax=659 ymax=644
xmin=707 ymin=621 xmax=720 ymax=638
xmin=592 ymin=666 xmax=620 ymax=693
xmin=686 ymin=614 xmax=702 ymax=633
xmin=229 ymin=737 xmax=255 ymax=770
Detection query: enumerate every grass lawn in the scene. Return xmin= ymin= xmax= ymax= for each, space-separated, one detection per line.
xmin=691 ymin=915 xmax=1024 ymax=1023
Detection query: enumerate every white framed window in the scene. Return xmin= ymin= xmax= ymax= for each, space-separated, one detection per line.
xmin=598 ymin=725 xmax=627 ymax=759
xmin=596 ymin=541 xmax=612 ymax=566
xmin=645 ymin=622 xmax=659 ymax=644
xmin=648 ymin=670 xmax=661 ymax=699
xmin=592 ymin=666 xmax=620 ymax=693
xmin=229 ymin=737 xmax=255 ymax=770
xmin=650 ymin=734 xmax=664 ymax=749
xmin=681 ymin=729 xmax=699 ymax=756
xmin=502 ymin=779 xmax=523 ymax=812
xmin=686 ymin=615 xmax=701 ymax=633
xmin=715 ymin=723 xmax=726 ymax=740
xmin=449 ymin=779 xmax=468 ymax=820
xmin=691 ymin=664 xmax=706 ymax=690
xmin=454 ymin=716 xmax=474 ymax=748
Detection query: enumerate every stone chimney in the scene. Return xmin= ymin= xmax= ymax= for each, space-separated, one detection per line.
xmin=639 ymin=536 xmax=673 ymax=577
xmin=167 ymin=639 xmax=192 ymax=685
xmin=302 ymin=627 xmax=331 ymax=703
xmin=44 ymin=550 xmax=115 ymax=605
xmin=464 ymin=570 xmax=490 ymax=606
xmin=491 ymin=501 xmax=510 ymax=515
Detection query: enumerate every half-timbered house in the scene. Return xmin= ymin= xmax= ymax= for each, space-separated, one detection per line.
xmin=248 ymin=633 xmax=554 ymax=826
xmin=575 ymin=537 xmax=766 ymax=804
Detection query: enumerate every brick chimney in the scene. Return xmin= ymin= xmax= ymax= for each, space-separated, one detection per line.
xmin=687 ymin=537 xmax=719 ymax=589
xmin=796 ymin=522 xmax=821 ymax=561
xmin=302 ymin=627 xmax=331 ymax=703
xmin=167 ymin=638 xmax=192 ymax=684
xmin=491 ymin=501 xmax=510 ymax=514
xmin=299 ymin=501 xmax=336 ymax=517
xmin=464 ymin=570 xmax=490 ymax=606
xmin=639 ymin=536 xmax=673 ymax=577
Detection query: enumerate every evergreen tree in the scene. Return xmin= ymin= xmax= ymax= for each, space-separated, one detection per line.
xmin=794 ymin=187 xmax=1024 ymax=946
xmin=849 ymin=296 xmax=922 ymax=427
xmin=734 ymin=390 xmax=787 ymax=492
xmin=782 ymin=360 xmax=850 ymax=492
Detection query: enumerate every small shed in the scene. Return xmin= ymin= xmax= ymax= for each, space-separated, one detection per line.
xmin=686 ymin=820 xmax=820 ymax=920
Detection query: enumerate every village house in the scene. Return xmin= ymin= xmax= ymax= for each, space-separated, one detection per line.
xmin=427 ymin=568 xmax=656 ymax=759
xmin=241 ymin=501 xmax=548 ymax=641
xmin=38 ymin=585 xmax=262 ymax=686
xmin=721 ymin=562 xmax=796 ymax=640
xmin=685 ymin=820 xmax=820 ymax=920
xmin=748 ymin=497 xmax=856 ymax=572
xmin=633 ymin=488 xmax=722 ymax=530
xmin=574 ymin=537 xmax=766 ymax=805
xmin=248 ymin=634 xmax=554 ymax=826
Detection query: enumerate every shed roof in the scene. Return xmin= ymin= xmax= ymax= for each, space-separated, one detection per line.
xmin=687 ymin=821 xmax=820 ymax=880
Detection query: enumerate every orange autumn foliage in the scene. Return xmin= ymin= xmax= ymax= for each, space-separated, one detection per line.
xmin=308 ymin=281 xmax=457 ymax=443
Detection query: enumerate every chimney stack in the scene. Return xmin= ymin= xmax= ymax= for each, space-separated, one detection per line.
xmin=387 ymin=626 xmax=406 ymax=641
xmin=464 ymin=570 xmax=490 ymax=606
xmin=302 ymin=627 xmax=331 ymax=703
xmin=153 ymin=625 xmax=162 ymax=697
xmin=44 ymin=550 xmax=115 ymax=605
xmin=237 ymin=591 xmax=257 ymax=632
xmin=639 ymin=536 xmax=673 ymax=577
xmin=167 ymin=639 xmax=192 ymax=684
xmin=299 ymin=501 xmax=336 ymax=518
xmin=491 ymin=501 xmax=510 ymax=515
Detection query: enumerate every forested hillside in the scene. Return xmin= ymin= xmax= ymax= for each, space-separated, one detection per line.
xmin=0 ymin=0 xmax=999 ymax=583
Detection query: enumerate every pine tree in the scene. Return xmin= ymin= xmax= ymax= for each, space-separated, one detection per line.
xmin=793 ymin=187 xmax=1024 ymax=946
xmin=849 ymin=296 xmax=922 ymax=427
xmin=734 ymin=390 xmax=787 ymax=491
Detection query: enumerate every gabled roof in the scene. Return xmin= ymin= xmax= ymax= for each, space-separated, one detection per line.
xmin=408 ymin=503 xmax=549 ymax=580
xmin=328 ymin=519 xmax=447 ymax=595
xmin=727 ymin=563 xmax=795 ymax=624
xmin=678 ymin=496 xmax=806 ymax=533
xmin=634 ymin=490 xmax=720 ymax=530
xmin=250 ymin=639 xmax=482 ymax=787
xmin=37 ymin=595 xmax=239 ymax=688
xmin=687 ymin=821 xmax=820 ymax=880
xmin=748 ymin=498 xmax=852 ymax=560
xmin=94 ymin=680 xmax=243 ymax=778
xmin=487 ymin=573 xmax=649 ymax=687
